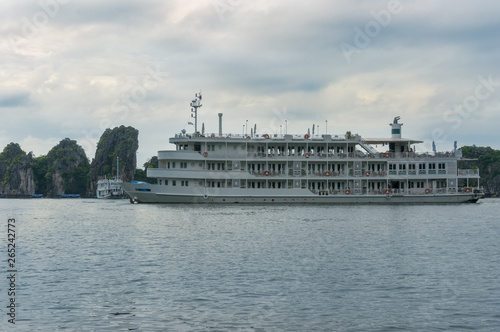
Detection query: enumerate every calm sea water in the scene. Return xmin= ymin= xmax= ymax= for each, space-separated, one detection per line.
xmin=1 ymin=198 xmax=499 ymax=331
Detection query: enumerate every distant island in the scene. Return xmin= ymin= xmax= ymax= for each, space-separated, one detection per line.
xmin=1 ymin=130 xmax=499 ymax=197
xmin=460 ymin=146 xmax=500 ymax=197
xmin=0 ymin=126 xmax=157 ymax=198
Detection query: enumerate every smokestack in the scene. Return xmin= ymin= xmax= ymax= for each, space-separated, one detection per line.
xmin=218 ymin=113 xmax=223 ymax=137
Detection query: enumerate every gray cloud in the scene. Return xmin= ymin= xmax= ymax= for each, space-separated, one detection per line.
xmin=0 ymin=0 xmax=499 ymax=163
xmin=0 ymin=92 xmax=30 ymax=107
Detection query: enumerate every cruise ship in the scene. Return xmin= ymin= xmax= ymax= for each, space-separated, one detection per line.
xmin=96 ymin=157 xmax=125 ymax=199
xmin=121 ymin=93 xmax=482 ymax=204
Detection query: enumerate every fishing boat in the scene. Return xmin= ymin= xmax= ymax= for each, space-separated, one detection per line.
xmin=121 ymin=93 xmax=482 ymax=204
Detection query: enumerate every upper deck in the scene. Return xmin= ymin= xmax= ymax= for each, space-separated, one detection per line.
xmin=170 ymin=133 xmax=423 ymax=145
xmin=165 ymin=95 xmax=469 ymax=165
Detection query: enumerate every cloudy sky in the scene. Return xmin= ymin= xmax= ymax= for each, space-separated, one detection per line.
xmin=1 ymin=0 xmax=499 ymax=165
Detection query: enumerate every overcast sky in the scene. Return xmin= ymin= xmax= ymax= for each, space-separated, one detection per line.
xmin=1 ymin=0 xmax=499 ymax=165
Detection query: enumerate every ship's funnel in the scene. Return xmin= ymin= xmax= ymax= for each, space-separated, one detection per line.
xmin=218 ymin=113 xmax=223 ymax=137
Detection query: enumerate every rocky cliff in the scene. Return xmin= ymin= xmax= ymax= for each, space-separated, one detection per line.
xmin=460 ymin=146 xmax=500 ymax=196
xmin=0 ymin=143 xmax=35 ymax=195
xmin=88 ymin=126 xmax=139 ymax=195
xmin=33 ymin=139 xmax=90 ymax=196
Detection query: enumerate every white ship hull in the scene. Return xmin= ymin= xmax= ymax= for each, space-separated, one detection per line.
xmin=121 ymin=182 xmax=480 ymax=204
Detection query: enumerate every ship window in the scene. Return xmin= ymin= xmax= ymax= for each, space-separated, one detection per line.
xmin=399 ymin=164 xmax=406 ymax=170
xmin=184 ymin=145 xmax=188 ymax=150
xmin=429 ymin=163 xmax=436 ymax=170
xmin=165 ymin=180 xmax=168 ymax=185
xmin=167 ymin=162 xmax=170 ymax=168
xmin=194 ymin=144 xmax=201 ymax=152
xmin=172 ymin=162 xmax=176 ymax=168
xmin=409 ymin=164 xmax=416 ymax=170
xmin=159 ymin=180 xmax=162 ymax=185
xmin=438 ymin=163 xmax=446 ymax=170
xmin=172 ymin=180 xmax=176 ymax=186
xmin=419 ymin=163 xmax=425 ymax=170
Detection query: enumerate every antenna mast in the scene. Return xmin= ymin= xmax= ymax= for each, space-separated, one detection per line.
xmin=190 ymin=92 xmax=203 ymax=133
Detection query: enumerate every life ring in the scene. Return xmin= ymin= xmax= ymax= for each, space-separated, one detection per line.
xmin=445 ymin=152 xmax=450 ymax=157
xmin=324 ymin=171 xmax=332 ymax=176
xmin=385 ymin=152 xmax=390 ymax=158
xmin=345 ymin=189 xmax=350 ymax=195
xmin=203 ymin=152 xmax=208 ymax=157
xmin=425 ymin=188 xmax=431 ymax=194
xmin=305 ymin=152 xmax=311 ymax=158
xmin=384 ymin=188 xmax=391 ymax=194
xmin=365 ymin=171 xmax=371 ymax=177
xmin=465 ymin=187 xmax=471 ymax=193
xmin=263 ymin=134 xmax=270 ymax=139
xmin=264 ymin=170 xmax=270 ymax=176
xmin=304 ymin=134 xmax=310 ymax=139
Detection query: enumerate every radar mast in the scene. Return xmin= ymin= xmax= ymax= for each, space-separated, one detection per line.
xmin=189 ymin=92 xmax=202 ymax=133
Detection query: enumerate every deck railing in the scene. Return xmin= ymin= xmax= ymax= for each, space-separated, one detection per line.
xmin=244 ymin=151 xmax=459 ymax=160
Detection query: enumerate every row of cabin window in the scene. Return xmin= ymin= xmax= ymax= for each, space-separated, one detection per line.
xmin=155 ymin=179 xmax=447 ymax=190
xmin=409 ymin=181 xmax=447 ymax=188
xmin=158 ymin=180 xmax=189 ymax=186
xmin=207 ymin=163 xmax=225 ymax=170
xmin=166 ymin=162 xmax=188 ymax=168
xmin=389 ymin=163 xmax=446 ymax=170
xmin=165 ymin=162 xmax=447 ymax=172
